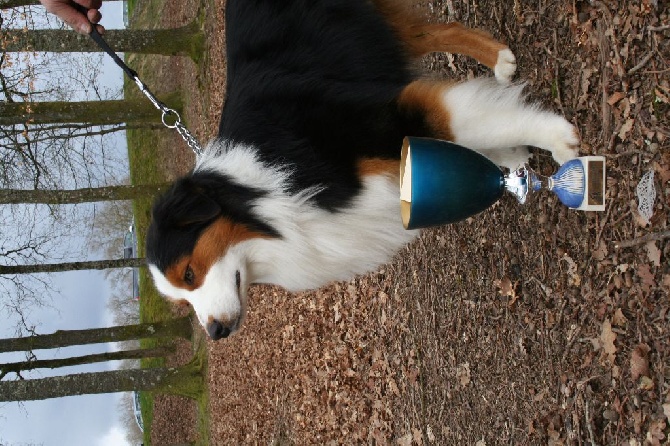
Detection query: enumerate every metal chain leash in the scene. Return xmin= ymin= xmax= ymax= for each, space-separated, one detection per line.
xmin=131 ymin=76 xmax=204 ymax=157
xmin=80 ymin=9 xmax=204 ymax=157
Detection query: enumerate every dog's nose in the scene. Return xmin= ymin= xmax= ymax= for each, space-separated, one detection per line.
xmin=206 ymin=319 xmax=231 ymax=340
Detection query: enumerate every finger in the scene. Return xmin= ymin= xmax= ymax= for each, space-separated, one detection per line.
xmin=45 ymin=3 xmax=92 ymax=34
xmin=87 ymin=9 xmax=102 ymax=24
xmin=74 ymin=0 xmax=103 ymax=9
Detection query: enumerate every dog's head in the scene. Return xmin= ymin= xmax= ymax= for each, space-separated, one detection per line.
xmin=146 ymin=171 xmax=279 ymax=340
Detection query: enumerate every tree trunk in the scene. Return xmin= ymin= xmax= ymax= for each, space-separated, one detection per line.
xmin=0 ymin=94 xmax=181 ymax=126
xmin=1 ymin=0 xmax=40 ymax=7
xmin=0 ymin=317 xmax=193 ymax=353
xmin=0 ymin=22 xmax=204 ymax=59
xmin=0 ymin=364 xmax=203 ymax=401
xmin=0 ymin=183 xmax=170 ymax=205
xmin=0 ymin=345 xmax=173 ymax=379
xmin=0 ymin=257 xmax=146 ymax=275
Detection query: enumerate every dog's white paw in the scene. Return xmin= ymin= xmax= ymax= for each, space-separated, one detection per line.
xmin=479 ymin=146 xmax=531 ymax=171
xmin=546 ymin=119 xmax=580 ymax=165
xmin=494 ymin=49 xmax=516 ymax=85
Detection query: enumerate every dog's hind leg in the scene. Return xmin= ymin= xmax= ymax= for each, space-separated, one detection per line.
xmin=406 ymin=23 xmax=516 ymax=84
xmin=373 ymin=0 xmax=516 ymax=84
xmin=398 ymin=79 xmax=579 ymax=168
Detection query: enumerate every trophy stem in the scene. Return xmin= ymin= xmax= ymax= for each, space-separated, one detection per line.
xmin=504 ymin=157 xmax=606 ymax=211
xmin=504 ymin=165 xmax=531 ymax=204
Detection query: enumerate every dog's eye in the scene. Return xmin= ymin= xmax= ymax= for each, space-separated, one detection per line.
xmin=235 ymin=270 xmax=241 ymax=290
xmin=184 ymin=265 xmax=195 ymax=286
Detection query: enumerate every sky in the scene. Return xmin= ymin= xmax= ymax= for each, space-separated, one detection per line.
xmin=0 ymin=3 xmax=139 ymax=445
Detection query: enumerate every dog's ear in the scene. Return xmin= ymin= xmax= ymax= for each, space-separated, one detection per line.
xmin=155 ymin=178 xmax=221 ymax=228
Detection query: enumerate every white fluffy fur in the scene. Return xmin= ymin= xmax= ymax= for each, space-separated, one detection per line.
xmin=152 ymin=141 xmax=417 ymax=330
xmin=494 ymin=49 xmax=517 ymax=85
xmin=444 ymin=78 xmax=579 ymax=169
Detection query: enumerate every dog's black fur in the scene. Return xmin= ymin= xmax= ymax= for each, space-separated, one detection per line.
xmin=219 ymin=0 xmax=430 ymax=210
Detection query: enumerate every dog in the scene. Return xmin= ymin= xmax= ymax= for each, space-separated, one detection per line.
xmin=146 ymin=0 xmax=579 ymax=340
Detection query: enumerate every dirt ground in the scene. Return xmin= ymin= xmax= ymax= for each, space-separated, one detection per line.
xmin=146 ymin=0 xmax=669 ymax=444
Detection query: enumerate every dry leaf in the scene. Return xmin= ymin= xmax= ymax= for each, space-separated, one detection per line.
xmin=578 ymin=67 xmax=595 ymax=108
xmin=593 ymin=239 xmax=608 ymax=261
xmin=412 ymin=427 xmax=423 ymax=445
xmin=618 ymin=117 xmax=634 ymax=140
xmin=397 ymin=432 xmax=413 ymax=446
xmin=632 ymin=202 xmax=651 ymax=227
xmin=646 ymin=419 xmax=666 ymax=446
xmin=562 ymin=254 xmax=581 ymax=286
xmin=662 ymin=404 xmax=670 ymax=423
xmin=637 ymin=263 xmax=656 ymax=293
xmin=456 ymin=362 xmax=471 ymax=387
xmin=645 ymin=241 xmax=661 ymax=267
xmin=630 ymin=343 xmax=650 ymax=381
xmin=601 ymin=319 xmax=617 ymax=365
xmin=639 ymin=376 xmax=654 ymax=391
xmin=653 ymin=159 xmax=670 ymax=185
xmin=497 ymin=276 xmax=520 ymax=307
xmin=655 ymin=87 xmax=670 ymax=104
xmin=388 ymin=377 xmax=400 ymax=396
xmin=495 ymin=277 xmax=515 ymax=297
xmin=426 ymin=425 xmax=436 ymax=443
xmin=612 ymin=308 xmax=628 ymax=326
xmin=607 ymin=91 xmax=626 ymax=106
xmin=636 ymin=171 xmax=656 ymax=225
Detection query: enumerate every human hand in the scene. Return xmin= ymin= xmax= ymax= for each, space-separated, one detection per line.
xmin=39 ymin=0 xmax=105 ymax=35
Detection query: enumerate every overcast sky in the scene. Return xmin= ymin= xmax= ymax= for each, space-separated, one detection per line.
xmin=0 ymin=3 xmax=138 ymax=445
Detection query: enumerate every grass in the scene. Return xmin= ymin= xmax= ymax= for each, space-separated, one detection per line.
xmin=124 ymin=0 xmax=210 ymax=443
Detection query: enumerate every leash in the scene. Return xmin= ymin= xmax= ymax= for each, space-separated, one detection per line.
xmin=76 ymin=6 xmax=204 ymax=157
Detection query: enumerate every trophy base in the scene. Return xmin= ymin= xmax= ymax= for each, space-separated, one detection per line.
xmin=519 ymin=156 xmax=606 ymax=212
xmin=570 ymin=156 xmax=606 ymax=211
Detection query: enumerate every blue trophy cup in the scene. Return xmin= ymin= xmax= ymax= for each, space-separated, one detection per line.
xmin=400 ymin=137 xmax=606 ymax=230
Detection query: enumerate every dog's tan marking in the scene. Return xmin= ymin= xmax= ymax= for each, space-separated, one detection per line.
xmin=357 ymin=158 xmax=400 ymax=179
xmin=372 ymin=0 xmax=508 ymax=68
xmin=398 ymin=80 xmax=455 ymax=142
xmin=165 ymin=217 xmax=264 ymax=292
xmin=406 ymin=23 xmax=508 ymax=68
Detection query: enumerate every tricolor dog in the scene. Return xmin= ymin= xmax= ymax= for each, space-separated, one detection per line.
xmin=147 ymin=0 xmax=579 ymax=340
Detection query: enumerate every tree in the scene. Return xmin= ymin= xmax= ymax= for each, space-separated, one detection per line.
xmin=0 ymin=345 xmax=172 ymax=379
xmin=1 ymin=22 xmax=205 ymax=59
xmin=1 ymin=0 xmax=39 ymax=7
xmin=0 ymin=317 xmax=201 ymax=402
xmin=0 ymin=183 xmax=170 ymax=205
xmin=1 ymin=0 xmax=123 ymax=9
xmin=0 ymin=362 xmax=204 ymax=401
xmin=0 ymin=257 xmax=145 ymax=275
xmin=0 ymin=317 xmax=192 ymax=353
xmin=0 ymin=94 xmax=181 ymax=126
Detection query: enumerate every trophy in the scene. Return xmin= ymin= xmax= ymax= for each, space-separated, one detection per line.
xmin=400 ymin=137 xmax=606 ymax=230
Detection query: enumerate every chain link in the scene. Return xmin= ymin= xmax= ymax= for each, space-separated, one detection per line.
xmin=132 ymin=77 xmax=204 ymax=157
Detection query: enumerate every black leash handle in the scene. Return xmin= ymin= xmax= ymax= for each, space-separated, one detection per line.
xmin=73 ymin=4 xmax=204 ymax=156
xmin=74 ymin=4 xmax=135 ymax=77
xmin=89 ymin=25 xmax=139 ymax=80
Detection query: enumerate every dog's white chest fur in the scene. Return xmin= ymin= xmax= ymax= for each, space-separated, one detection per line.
xmin=196 ymin=142 xmax=418 ymax=291
xmin=247 ymin=174 xmax=418 ymax=290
